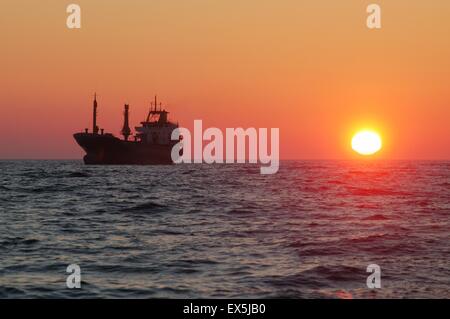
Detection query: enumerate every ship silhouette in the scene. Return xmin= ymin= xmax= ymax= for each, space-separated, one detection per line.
xmin=74 ymin=95 xmax=179 ymax=164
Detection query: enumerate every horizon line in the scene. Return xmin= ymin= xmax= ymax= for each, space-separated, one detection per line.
xmin=1 ymin=158 xmax=449 ymax=161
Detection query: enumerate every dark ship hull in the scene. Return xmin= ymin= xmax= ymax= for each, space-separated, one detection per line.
xmin=74 ymin=133 xmax=174 ymax=165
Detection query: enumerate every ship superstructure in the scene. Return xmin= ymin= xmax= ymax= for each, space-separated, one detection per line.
xmin=136 ymin=96 xmax=178 ymax=146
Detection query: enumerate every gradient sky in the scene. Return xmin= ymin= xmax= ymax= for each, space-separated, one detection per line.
xmin=1 ymin=0 xmax=449 ymax=159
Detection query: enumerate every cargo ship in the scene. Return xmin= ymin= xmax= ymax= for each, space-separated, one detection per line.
xmin=74 ymin=95 xmax=179 ymax=165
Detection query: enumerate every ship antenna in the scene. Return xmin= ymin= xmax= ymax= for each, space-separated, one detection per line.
xmin=154 ymin=95 xmax=157 ymax=112
xmin=146 ymin=102 xmax=152 ymax=122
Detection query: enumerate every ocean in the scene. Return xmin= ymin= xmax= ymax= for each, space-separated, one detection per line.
xmin=0 ymin=160 xmax=449 ymax=298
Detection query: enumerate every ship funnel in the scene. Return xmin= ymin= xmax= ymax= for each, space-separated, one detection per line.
xmin=121 ymin=104 xmax=131 ymax=141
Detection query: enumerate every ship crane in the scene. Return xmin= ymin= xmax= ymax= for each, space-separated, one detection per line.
xmin=121 ymin=104 xmax=131 ymax=141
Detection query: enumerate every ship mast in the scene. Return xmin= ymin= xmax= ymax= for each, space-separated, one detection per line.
xmin=93 ymin=93 xmax=99 ymax=134
xmin=146 ymin=95 xmax=160 ymax=122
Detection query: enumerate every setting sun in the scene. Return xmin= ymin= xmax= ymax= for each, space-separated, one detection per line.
xmin=351 ymin=130 xmax=382 ymax=156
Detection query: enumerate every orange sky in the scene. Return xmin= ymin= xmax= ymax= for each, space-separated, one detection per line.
xmin=1 ymin=0 xmax=449 ymax=159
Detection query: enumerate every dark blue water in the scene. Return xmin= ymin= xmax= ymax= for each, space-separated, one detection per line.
xmin=0 ymin=160 xmax=449 ymax=298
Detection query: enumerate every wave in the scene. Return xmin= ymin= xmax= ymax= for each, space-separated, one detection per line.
xmin=226 ymin=209 xmax=257 ymax=215
xmin=346 ymin=187 xmax=412 ymax=196
xmin=362 ymin=214 xmax=389 ymax=220
xmin=0 ymin=287 xmax=26 ymax=298
xmin=66 ymin=171 xmax=90 ymax=178
xmin=0 ymin=237 xmax=39 ymax=248
xmin=347 ymin=233 xmax=389 ymax=243
xmin=266 ymin=265 xmax=365 ymax=290
xmin=124 ymin=201 xmax=168 ymax=213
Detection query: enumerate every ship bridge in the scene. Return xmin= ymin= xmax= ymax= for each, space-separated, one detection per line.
xmin=135 ymin=96 xmax=178 ymax=145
